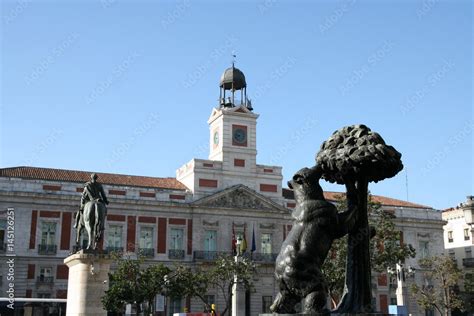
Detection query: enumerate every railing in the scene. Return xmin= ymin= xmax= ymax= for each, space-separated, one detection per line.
xmin=107 ymin=246 xmax=124 ymax=254
xmin=37 ymin=276 xmax=54 ymax=284
xmin=463 ymin=258 xmax=474 ymax=267
xmin=248 ymin=252 xmax=278 ymax=263
xmin=194 ymin=251 xmax=231 ymax=261
xmin=139 ymin=248 xmax=155 ymax=258
xmin=168 ymin=249 xmax=185 ymax=260
xmin=38 ymin=244 xmax=57 ymax=255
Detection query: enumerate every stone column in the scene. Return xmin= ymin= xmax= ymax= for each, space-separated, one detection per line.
xmin=232 ymin=274 xmax=246 ymax=316
xmin=64 ymin=250 xmax=112 ymax=316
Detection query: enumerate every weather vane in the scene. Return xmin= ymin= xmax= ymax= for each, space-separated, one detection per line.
xmin=232 ymin=51 xmax=236 ymax=67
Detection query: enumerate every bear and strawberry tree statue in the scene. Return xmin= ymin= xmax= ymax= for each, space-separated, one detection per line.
xmin=271 ymin=124 xmax=404 ymax=314
xmin=316 ymin=124 xmax=403 ymax=313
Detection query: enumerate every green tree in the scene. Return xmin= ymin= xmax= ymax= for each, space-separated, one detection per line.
xmin=102 ymin=255 xmax=170 ymax=315
xmin=322 ymin=194 xmax=416 ymax=308
xmin=169 ymin=254 xmax=256 ymax=316
xmin=410 ymin=255 xmax=464 ymax=316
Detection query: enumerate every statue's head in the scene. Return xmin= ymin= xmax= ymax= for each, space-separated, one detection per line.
xmin=91 ymin=173 xmax=98 ymax=183
xmin=288 ymin=165 xmax=325 ymax=203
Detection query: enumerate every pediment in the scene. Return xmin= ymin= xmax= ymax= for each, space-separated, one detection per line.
xmin=192 ymin=185 xmax=287 ymax=213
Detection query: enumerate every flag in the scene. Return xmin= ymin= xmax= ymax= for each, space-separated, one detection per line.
xmin=232 ymin=222 xmax=236 ymax=255
xmin=251 ymin=224 xmax=256 ymax=253
xmin=240 ymin=224 xmax=248 ymax=253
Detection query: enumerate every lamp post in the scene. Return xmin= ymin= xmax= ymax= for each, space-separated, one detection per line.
xmin=387 ymin=261 xmax=415 ymax=315
xmin=232 ymin=236 xmax=245 ymax=316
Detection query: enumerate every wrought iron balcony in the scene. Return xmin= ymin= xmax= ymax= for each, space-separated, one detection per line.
xmin=194 ymin=251 xmax=231 ymax=261
xmin=168 ymin=249 xmax=185 ymax=260
xmin=36 ymin=276 xmax=54 ymax=284
xmin=463 ymin=258 xmax=474 ymax=268
xmin=249 ymin=252 xmax=278 ymax=263
xmin=38 ymin=244 xmax=57 ymax=255
xmin=106 ymin=246 xmax=124 ymax=254
xmin=139 ymin=248 xmax=155 ymax=258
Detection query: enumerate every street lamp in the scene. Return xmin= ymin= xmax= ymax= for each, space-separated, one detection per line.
xmin=236 ymin=236 xmax=242 ymax=258
xmin=387 ymin=261 xmax=415 ymax=315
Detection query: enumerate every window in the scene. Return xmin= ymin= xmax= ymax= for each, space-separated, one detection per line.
xmin=204 ymin=230 xmax=217 ymax=252
xmin=41 ymin=222 xmax=56 ymax=245
xmin=262 ymin=296 xmax=272 ymax=313
xmin=170 ymin=228 xmax=184 ymax=250
xmin=261 ymin=233 xmax=272 ymax=254
xmin=419 ymin=241 xmax=429 ymax=259
xmin=465 ymin=247 xmax=472 ymax=258
xmin=39 ymin=267 xmax=52 ymax=278
xmin=204 ymin=295 xmax=215 ymax=311
xmin=139 ymin=226 xmax=153 ymax=249
xmin=448 ymin=231 xmax=453 ymax=243
xmin=465 ymin=228 xmax=470 ymax=241
xmin=0 ymin=219 xmax=5 ymax=251
xmin=425 ymin=309 xmax=435 ymax=316
xmin=107 ymin=225 xmax=123 ymax=250
xmin=79 ymin=232 xmax=89 ymax=249
xmin=168 ymin=297 xmax=182 ymax=316
xmin=38 ymin=267 xmax=53 ymax=283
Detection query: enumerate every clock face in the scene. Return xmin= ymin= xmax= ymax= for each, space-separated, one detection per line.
xmin=233 ymin=128 xmax=247 ymax=144
xmin=213 ymin=131 xmax=219 ymax=145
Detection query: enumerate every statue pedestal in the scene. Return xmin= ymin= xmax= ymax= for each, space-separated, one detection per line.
xmin=64 ymin=250 xmax=111 ymax=316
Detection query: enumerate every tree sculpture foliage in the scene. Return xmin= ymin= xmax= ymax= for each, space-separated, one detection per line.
xmin=322 ymin=194 xmax=415 ymax=308
xmin=102 ymin=255 xmax=170 ymax=315
xmin=410 ymin=255 xmax=464 ymax=316
xmin=316 ymin=124 xmax=403 ymax=312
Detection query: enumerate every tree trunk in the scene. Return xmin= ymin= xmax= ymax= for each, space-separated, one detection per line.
xmin=335 ymin=177 xmax=373 ymax=313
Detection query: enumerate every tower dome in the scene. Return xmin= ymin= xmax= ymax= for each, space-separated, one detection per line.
xmin=218 ymin=63 xmax=252 ymax=111
xmin=220 ymin=66 xmax=246 ymax=90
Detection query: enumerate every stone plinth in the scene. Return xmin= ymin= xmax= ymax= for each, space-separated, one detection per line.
xmin=64 ymin=250 xmax=112 ymax=316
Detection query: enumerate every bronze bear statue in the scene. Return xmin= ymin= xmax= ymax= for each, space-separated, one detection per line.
xmin=270 ymin=166 xmax=358 ymax=314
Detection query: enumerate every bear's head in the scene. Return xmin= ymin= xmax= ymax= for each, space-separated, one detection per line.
xmin=288 ymin=165 xmax=325 ymax=203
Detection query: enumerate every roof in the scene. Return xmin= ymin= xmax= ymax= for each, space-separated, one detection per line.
xmin=0 ymin=166 xmax=187 ymax=191
xmin=220 ymin=66 xmax=246 ymax=90
xmin=0 ymin=166 xmax=432 ymax=209
xmin=282 ymin=188 xmax=431 ymax=209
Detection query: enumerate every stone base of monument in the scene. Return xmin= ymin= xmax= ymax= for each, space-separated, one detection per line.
xmin=64 ymin=250 xmax=112 ymax=316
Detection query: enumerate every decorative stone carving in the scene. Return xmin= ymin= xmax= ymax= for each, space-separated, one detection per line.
xmin=259 ymin=223 xmax=275 ymax=229
xmin=206 ymin=187 xmax=272 ymax=210
xmin=202 ymin=220 xmax=219 ymax=227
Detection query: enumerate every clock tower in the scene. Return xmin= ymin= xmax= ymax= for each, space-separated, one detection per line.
xmin=208 ymin=63 xmax=257 ymax=171
xmin=177 ymin=63 xmax=283 ymax=202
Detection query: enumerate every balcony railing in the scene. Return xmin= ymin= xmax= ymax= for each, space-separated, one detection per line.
xmin=463 ymin=258 xmax=474 ymax=268
xmin=38 ymin=244 xmax=57 ymax=255
xmin=139 ymin=248 xmax=155 ymax=258
xmin=194 ymin=251 xmax=231 ymax=261
xmin=36 ymin=276 xmax=54 ymax=284
xmin=106 ymin=246 xmax=124 ymax=254
xmin=248 ymin=252 xmax=278 ymax=263
xmin=169 ymin=249 xmax=185 ymax=260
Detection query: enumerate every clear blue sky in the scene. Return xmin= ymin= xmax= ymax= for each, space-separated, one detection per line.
xmin=1 ymin=0 xmax=472 ymax=210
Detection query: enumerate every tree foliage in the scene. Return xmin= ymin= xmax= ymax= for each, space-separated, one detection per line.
xmin=102 ymin=255 xmax=170 ymax=315
xmin=410 ymin=255 xmax=464 ymax=316
xmin=169 ymin=254 xmax=256 ymax=316
xmin=322 ymin=194 xmax=416 ymax=307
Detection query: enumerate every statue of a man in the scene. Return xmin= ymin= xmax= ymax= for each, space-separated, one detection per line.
xmin=74 ymin=173 xmax=109 ymax=229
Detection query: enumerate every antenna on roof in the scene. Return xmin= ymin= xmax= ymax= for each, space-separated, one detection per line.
xmin=405 ymin=168 xmax=409 ymax=202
